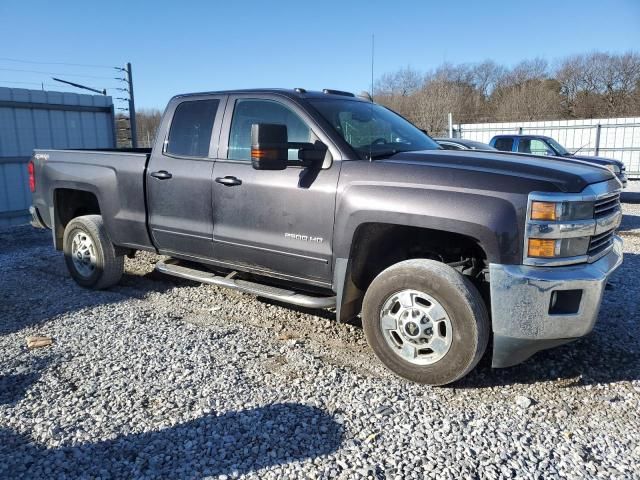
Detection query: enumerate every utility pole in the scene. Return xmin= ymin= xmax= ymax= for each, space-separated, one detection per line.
xmin=126 ymin=62 xmax=138 ymax=148
xmin=115 ymin=62 xmax=138 ymax=148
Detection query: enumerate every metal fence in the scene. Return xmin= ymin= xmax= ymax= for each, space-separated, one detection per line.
xmin=0 ymin=87 xmax=115 ymax=227
xmin=456 ymin=117 xmax=640 ymax=178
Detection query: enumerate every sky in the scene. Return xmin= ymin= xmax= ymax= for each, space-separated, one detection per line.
xmin=0 ymin=0 xmax=639 ymax=111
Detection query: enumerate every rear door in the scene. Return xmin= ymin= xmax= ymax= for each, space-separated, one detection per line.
xmin=211 ymin=94 xmax=340 ymax=286
xmin=146 ymin=95 xmax=226 ymax=259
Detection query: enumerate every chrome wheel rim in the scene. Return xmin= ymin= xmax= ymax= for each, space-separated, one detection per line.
xmin=71 ymin=231 xmax=97 ymax=278
xmin=379 ymin=289 xmax=452 ymax=365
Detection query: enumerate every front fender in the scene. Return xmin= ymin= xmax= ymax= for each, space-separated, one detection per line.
xmin=333 ymin=183 xmax=523 ymax=264
xmin=331 ymin=183 xmax=524 ymax=323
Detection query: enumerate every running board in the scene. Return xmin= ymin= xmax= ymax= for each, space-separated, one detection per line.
xmin=155 ymin=259 xmax=336 ymax=309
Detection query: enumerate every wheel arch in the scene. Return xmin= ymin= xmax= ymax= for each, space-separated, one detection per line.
xmin=52 ymin=188 xmax=102 ymax=250
xmin=333 ymin=221 xmax=493 ymax=323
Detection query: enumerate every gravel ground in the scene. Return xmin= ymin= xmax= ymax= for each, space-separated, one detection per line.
xmin=1 ymin=201 xmax=639 ymax=479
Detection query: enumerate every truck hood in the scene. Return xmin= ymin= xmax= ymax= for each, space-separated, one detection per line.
xmin=567 ymin=154 xmax=625 ymax=169
xmin=379 ymin=150 xmax=614 ymax=193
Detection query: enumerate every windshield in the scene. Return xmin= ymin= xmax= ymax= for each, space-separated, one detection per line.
xmin=545 ymin=137 xmax=570 ymax=156
xmin=309 ymin=98 xmax=440 ymax=159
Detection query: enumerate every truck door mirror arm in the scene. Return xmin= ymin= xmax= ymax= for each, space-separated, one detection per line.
xmin=294 ymin=140 xmax=328 ymax=168
xmin=251 ymin=123 xmax=328 ymax=170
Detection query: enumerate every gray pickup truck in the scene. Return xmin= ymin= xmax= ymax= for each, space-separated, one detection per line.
xmin=28 ymin=88 xmax=623 ymax=385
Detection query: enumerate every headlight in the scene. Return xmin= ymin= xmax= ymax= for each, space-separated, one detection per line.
xmin=530 ymin=201 xmax=593 ymax=221
xmin=527 ymin=238 xmax=557 ymax=257
xmin=527 ymin=237 xmax=591 ymax=259
xmin=530 ymin=201 xmax=557 ymax=221
xmin=606 ymin=164 xmax=621 ymax=174
xmin=524 ymin=184 xmax=621 ymax=266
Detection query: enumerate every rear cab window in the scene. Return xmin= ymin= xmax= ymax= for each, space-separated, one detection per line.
xmin=165 ymin=99 xmax=220 ymax=157
xmin=493 ymin=137 xmax=514 ymax=151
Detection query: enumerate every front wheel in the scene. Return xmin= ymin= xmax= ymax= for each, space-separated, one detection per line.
xmin=63 ymin=215 xmax=124 ymax=289
xmin=362 ymin=259 xmax=489 ymax=385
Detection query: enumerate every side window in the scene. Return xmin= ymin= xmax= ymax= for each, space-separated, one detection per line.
xmin=518 ymin=139 xmax=532 ymax=153
xmin=228 ymin=99 xmax=311 ymax=161
xmin=166 ymin=99 xmax=219 ymax=157
xmin=493 ymin=138 xmax=514 ymax=151
xmin=519 ymin=139 xmax=550 ymax=155
xmin=531 ymin=139 xmax=552 ymax=155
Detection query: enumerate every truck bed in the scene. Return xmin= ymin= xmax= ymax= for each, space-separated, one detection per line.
xmin=31 ymin=148 xmax=154 ymax=251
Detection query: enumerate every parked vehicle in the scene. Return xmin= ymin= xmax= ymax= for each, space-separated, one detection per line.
xmin=490 ymin=134 xmax=627 ymax=187
xmin=434 ymin=138 xmax=497 ymax=151
xmin=28 ymin=88 xmax=623 ymax=385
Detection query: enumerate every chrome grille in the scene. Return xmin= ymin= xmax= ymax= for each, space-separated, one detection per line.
xmin=594 ymin=193 xmax=620 ymax=218
xmin=588 ymin=193 xmax=621 ymax=258
xmin=588 ymin=230 xmax=615 ymax=256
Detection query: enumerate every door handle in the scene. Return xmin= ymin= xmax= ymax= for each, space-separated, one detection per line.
xmin=215 ymin=176 xmax=242 ymax=186
xmin=150 ymin=170 xmax=172 ymax=180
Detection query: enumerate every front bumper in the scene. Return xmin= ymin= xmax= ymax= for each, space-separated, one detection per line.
xmin=489 ymin=236 xmax=623 ymax=367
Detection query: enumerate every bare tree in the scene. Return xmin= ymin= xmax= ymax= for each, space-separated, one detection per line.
xmin=135 ymin=108 xmax=163 ymax=147
xmin=409 ymin=79 xmax=468 ymax=135
xmin=375 ymin=66 xmax=423 ymax=97
xmin=493 ymin=80 xmax=563 ymax=121
xmin=470 ymin=60 xmax=506 ymax=97
xmin=374 ymin=51 xmax=640 ymax=125
xmin=556 ymin=51 xmax=640 ymax=118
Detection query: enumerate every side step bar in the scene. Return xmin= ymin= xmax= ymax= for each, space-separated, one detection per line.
xmin=155 ymin=259 xmax=336 ymax=309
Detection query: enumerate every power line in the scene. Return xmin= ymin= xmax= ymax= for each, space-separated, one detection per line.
xmin=0 ymin=80 xmax=59 ymax=88
xmin=0 ymin=67 xmax=117 ymax=80
xmin=0 ymin=56 xmax=115 ymax=69
xmin=0 ymin=79 xmax=124 ymax=93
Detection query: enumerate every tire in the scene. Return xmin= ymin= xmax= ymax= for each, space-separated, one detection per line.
xmin=362 ymin=259 xmax=489 ymax=385
xmin=63 ymin=215 xmax=124 ymax=289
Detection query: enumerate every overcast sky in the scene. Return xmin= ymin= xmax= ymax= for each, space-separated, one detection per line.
xmin=1 ymin=0 xmax=639 ymax=110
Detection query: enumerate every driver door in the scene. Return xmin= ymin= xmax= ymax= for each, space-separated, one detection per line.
xmin=211 ymin=95 xmax=340 ymax=286
xmin=518 ymin=138 xmax=554 ymax=156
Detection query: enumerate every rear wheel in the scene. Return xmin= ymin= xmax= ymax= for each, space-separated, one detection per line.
xmin=63 ymin=215 xmax=124 ymax=289
xmin=362 ymin=259 xmax=489 ymax=385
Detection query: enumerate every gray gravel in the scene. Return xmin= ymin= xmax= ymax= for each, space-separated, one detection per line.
xmin=1 ymin=201 xmax=639 ymax=479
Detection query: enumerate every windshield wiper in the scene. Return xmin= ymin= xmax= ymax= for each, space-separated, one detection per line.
xmin=365 ymin=147 xmax=422 ymax=160
xmin=367 ymin=149 xmax=399 ymax=160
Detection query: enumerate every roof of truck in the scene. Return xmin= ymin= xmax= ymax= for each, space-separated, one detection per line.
xmin=173 ymin=88 xmax=369 ymax=101
xmin=491 ymin=134 xmax=554 ymax=139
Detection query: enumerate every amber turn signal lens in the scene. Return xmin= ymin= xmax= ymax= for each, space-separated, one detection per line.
xmin=528 ymin=238 xmax=557 ymax=257
xmin=251 ymin=147 xmax=278 ymax=160
xmin=531 ymin=201 xmax=557 ymax=221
